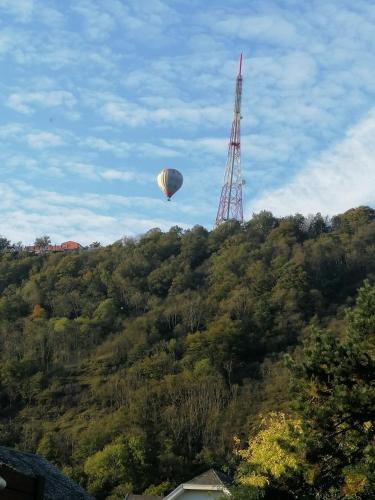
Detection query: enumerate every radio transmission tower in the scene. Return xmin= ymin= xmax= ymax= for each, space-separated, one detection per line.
xmin=215 ymin=53 xmax=244 ymax=226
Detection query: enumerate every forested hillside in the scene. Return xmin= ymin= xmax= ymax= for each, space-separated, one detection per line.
xmin=0 ymin=207 xmax=374 ymax=499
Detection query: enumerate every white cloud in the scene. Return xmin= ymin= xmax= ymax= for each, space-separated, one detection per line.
xmin=101 ymin=101 xmax=144 ymax=126
xmin=101 ymin=97 xmax=227 ymax=128
xmin=26 ymin=132 xmax=64 ymax=149
xmin=5 ymin=154 xmax=38 ymax=171
xmin=0 ymin=0 xmax=34 ymax=22
xmin=101 ymin=169 xmax=136 ymax=181
xmin=104 ymin=0 xmax=179 ymax=44
xmin=46 ymin=166 xmax=64 ymax=178
xmin=7 ymin=90 xmax=76 ymax=114
xmin=250 ymin=52 xmax=317 ymax=89
xmin=0 ymin=123 xmax=24 ymax=138
xmin=0 ymin=182 xmax=189 ymax=245
xmin=72 ymin=0 xmax=115 ymax=40
xmin=64 ymin=163 xmax=148 ymax=183
xmin=83 ymin=136 xmax=131 ymax=156
xmin=137 ymin=143 xmax=180 ymax=158
xmin=83 ymin=135 xmax=180 ymax=158
xmin=39 ymin=6 xmax=64 ymax=26
xmin=100 ymin=168 xmax=153 ymax=184
xmin=63 ymin=110 xmax=81 ymax=122
xmin=250 ymin=108 xmax=375 ymax=216
xmin=162 ymin=133 xmax=302 ymax=164
xmin=83 ymin=89 xmax=229 ymax=130
xmin=0 ymin=29 xmax=22 ymax=56
xmin=67 ymin=162 xmax=99 ymax=181
xmin=0 ymin=183 xmax=20 ymax=209
xmin=213 ymin=14 xmax=298 ymax=45
xmin=163 ymin=137 xmax=227 ymax=156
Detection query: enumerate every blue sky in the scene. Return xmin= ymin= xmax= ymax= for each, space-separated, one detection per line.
xmin=0 ymin=0 xmax=374 ymax=245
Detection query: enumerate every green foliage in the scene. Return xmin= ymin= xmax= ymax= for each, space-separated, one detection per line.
xmin=236 ymin=280 xmax=375 ymax=498
xmin=0 ymin=207 xmax=375 ymax=497
xmin=288 ymin=281 xmax=375 ymax=498
xmin=34 ymin=235 xmax=51 ymax=248
xmin=235 ymin=413 xmax=303 ymax=489
xmin=0 ymin=235 xmax=11 ymax=250
xmin=83 ymin=436 xmax=147 ymax=497
xmin=143 ymin=481 xmax=173 ymax=496
xmin=84 ymin=442 xmax=130 ymax=496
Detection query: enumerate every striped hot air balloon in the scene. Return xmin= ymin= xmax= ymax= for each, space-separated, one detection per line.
xmin=157 ymin=168 xmax=183 ymax=201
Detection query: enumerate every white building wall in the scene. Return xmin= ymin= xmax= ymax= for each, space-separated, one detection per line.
xmin=176 ymin=491 xmax=225 ymax=499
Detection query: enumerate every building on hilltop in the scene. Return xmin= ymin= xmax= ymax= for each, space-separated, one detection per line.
xmin=60 ymin=240 xmax=82 ymax=250
xmin=25 ymin=240 xmax=82 ymax=254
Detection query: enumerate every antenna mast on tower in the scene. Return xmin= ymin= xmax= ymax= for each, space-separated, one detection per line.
xmin=215 ymin=53 xmax=244 ymax=226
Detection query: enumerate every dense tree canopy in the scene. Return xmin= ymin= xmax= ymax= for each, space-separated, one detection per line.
xmin=0 ymin=207 xmax=374 ymax=498
xmin=234 ymin=280 xmax=375 ymax=498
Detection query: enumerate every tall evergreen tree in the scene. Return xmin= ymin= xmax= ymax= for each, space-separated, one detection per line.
xmin=289 ymin=281 xmax=375 ymax=498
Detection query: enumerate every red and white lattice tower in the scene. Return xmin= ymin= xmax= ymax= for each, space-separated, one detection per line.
xmin=215 ymin=53 xmax=244 ymax=226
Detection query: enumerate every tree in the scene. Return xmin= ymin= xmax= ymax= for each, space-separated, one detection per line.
xmin=235 ymin=282 xmax=375 ymax=499
xmin=245 ymin=211 xmax=278 ymax=242
xmin=288 ymin=281 xmax=375 ymax=497
xmin=304 ymin=213 xmax=330 ymax=238
xmin=186 ymin=317 xmax=248 ymax=381
xmin=0 ymin=235 xmax=11 ymax=250
xmin=142 ymin=481 xmax=173 ymax=496
xmin=235 ymin=413 xmax=304 ymax=497
xmin=84 ymin=442 xmax=129 ymax=497
xmin=84 ymin=437 xmax=147 ymax=498
xmin=93 ymin=298 xmax=117 ymax=327
xmin=34 ymin=235 xmax=51 ymax=248
xmin=332 ymin=206 xmax=375 ymax=233
xmin=1 ymin=208 xmax=375 ymax=496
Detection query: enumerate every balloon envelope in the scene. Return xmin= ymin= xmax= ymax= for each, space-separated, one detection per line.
xmin=157 ymin=168 xmax=183 ymax=200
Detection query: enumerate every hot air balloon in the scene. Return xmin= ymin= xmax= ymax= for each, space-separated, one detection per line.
xmin=157 ymin=168 xmax=183 ymax=201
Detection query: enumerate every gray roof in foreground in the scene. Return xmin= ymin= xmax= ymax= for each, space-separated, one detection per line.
xmin=185 ymin=468 xmax=232 ymax=486
xmin=125 ymin=495 xmax=163 ymax=499
xmin=0 ymin=446 xmax=93 ymax=500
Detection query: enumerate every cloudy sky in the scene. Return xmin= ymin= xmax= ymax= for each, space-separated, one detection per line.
xmin=1 ymin=0 xmax=374 ymax=245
